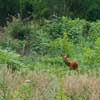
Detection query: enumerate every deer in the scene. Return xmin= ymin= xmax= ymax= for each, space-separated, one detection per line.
xmin=61 ymin=54 xmax=78 ymax=70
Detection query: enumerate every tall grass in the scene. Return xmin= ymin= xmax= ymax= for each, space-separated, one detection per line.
xmin=0 ymin=67 xmax=100 ymax=100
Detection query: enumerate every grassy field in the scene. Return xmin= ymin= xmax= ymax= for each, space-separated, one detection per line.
xmin=0 ymin=17 xmax=100 ymax=100
xmin=0 ymin=67 xmax=100 ymax=100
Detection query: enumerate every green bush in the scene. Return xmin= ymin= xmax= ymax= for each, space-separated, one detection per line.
xmin=31 ymin=30 xmax=50 ymax=55
xmin=42 ymin=17 xmax=90 ymax=43
xmin=0 ymin=48 xmax=25 ymax=71
xmin=49 ymin=32 xmax=73 ymax=56
xmin=89 ymin=20 xmax=100 ymax=41
xmin=42 ymin=20 xmax=64 ymax=40
xmin=4 ymin=17 xmax=32 ymax=40
xmin=4 ymin=17 xmax=36 ymax=55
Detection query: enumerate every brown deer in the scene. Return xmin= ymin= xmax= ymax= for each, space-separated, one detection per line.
xmin=61 ymin=54 xmax=78 ymax=70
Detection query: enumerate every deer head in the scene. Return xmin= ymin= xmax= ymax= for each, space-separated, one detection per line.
xmin=61 ymin=54 xmax=70 ymax=65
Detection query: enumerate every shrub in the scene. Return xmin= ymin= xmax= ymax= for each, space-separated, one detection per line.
xmin=4 ymin=17 xmax=32 ymax=40
xmin=0 ymin=48 xmax=25 ymax=71
xmin=4 ymin=17 xmax=38 ymax=55
xmin=42 ymin=20 xmax=64 ymax=40
xmin=89 ymin=20 xmax=100 ymax=41
xmin=61 ymin=18 xmax=90 ymax=43
xmin=42 ymin=17 xmax=90 ymax=43
xmin=31 ymin=30 xmax=50 ymax=55
xmin=49 ymin=32 xmax=73 ymax=56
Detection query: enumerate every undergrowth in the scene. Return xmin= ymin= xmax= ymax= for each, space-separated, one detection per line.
xmin=0 ymin=16 xmax=100 ymax=100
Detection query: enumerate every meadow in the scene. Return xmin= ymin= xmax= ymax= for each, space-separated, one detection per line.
xmin=0 ymin=16 xmax=100 ymax=100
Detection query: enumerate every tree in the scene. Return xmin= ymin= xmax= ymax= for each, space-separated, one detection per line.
xmin=0 ymin=0 xmax=20 ymax=25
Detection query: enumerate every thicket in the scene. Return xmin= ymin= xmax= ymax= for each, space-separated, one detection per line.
xmin=0 ymin=12 xmax=100 ymax=100
xmin=0 ymin=16 xmax=99 ymax=73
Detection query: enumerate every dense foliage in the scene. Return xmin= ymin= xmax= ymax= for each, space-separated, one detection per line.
xmin=1 ymin=0 xmax=100 ymax=25
xmin=1 ymin=1 xmax=100 ymax=99
xmin=0 ymin=16 xmax=100 ymax=73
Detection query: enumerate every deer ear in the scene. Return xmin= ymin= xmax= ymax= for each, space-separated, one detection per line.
xmin=61 ymin=54 xmax=68 ymax=58
xmin=64 ymin=55 xmax=67 ymax=58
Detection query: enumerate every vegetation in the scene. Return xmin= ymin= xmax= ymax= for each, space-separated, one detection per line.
xmin=1 ymin=0 xmax=100 ymax=100
xmin=0 ymin=16 xmax=100 ymax=99
xmin=1 ymin=0 xmax=100 ymax=25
